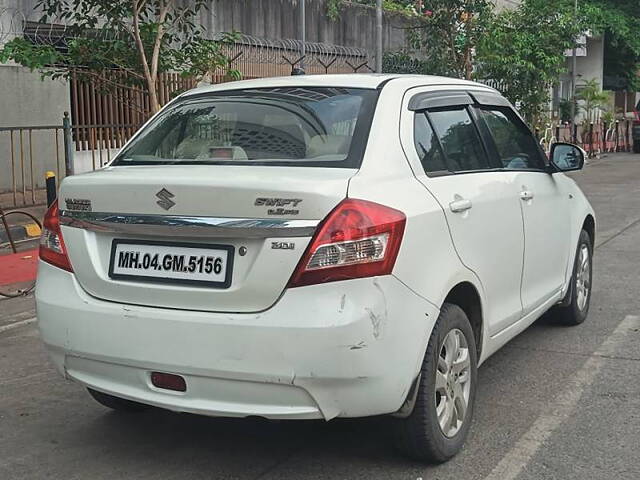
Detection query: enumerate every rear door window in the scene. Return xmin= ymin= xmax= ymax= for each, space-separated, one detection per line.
xmin=113 ymin=87 xmax=378 ymax=168
xmin=413 ymin=113 xmax=448 ymax=174
xmin=427 ymin=108 xmax=492 ymax=172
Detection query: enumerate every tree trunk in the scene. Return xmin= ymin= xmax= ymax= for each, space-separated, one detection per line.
xmin=464 ymin=48 xmax=473 ymax=80
xmin=131 ymin=0 xmax=162 ymax=115
xmin=147 ymin=0 xmax=170 ymax=115
xmin=147 ymin=77 xmax=160 ymax=115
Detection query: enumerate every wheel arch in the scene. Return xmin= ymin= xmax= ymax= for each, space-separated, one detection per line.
xmin=442 ymin=281 xmax=484 ymax=360
xmin=394 ymin=276 xmax=485 ymax=420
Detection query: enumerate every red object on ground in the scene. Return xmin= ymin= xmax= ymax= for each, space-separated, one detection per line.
xmin=0 ymin=249 xmax=39 ymax=286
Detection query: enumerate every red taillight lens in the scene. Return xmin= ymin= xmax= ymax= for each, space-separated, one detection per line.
xmin=39 ymin=199 xmax=73 ymax=272
xmin=288 ymin=198 xmax=406 ymax=288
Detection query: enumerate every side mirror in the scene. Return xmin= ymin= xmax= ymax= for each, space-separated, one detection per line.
xmin=549 ymin=142 xmax=585 ymax=172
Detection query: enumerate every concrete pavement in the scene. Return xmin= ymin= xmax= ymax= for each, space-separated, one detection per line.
xmin=1 ymin=152 xmax=639 ymax=479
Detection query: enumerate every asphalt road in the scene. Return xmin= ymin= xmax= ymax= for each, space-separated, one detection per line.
xmin=2 ymin=153 xmax=640 ymax=479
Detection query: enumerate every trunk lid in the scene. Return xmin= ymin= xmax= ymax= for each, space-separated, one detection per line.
xmin=59 ymin=165 xmax=353 ymax=312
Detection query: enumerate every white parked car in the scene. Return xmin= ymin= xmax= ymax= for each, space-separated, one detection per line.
xmin=36 ymin=74 xmax=595 ymax=462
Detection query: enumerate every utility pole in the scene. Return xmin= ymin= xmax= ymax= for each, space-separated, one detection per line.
xmin=375 ymin=0 xmax=383 ymax=73
xmin=570 ymin=0 xmax=578 ymax=139
xmin=300 ymin=0 xmax=306 ymax=71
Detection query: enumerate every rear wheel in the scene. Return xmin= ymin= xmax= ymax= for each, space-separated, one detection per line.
xmin=553 ymin=229 xmax=592 ymax=325
xmin=87 ymin=388 xmax=150 ymax=412
xmin=393 ymin=303 xmax=478 ymax=462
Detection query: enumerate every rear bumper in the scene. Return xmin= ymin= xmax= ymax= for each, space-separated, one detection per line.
xmin=35 ymin=261 xmax=439 ymax=420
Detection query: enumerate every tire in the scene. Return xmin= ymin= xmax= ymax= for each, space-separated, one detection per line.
xmin=393 ymin=303 xmax=478 ymax=463
xmin=87 ymin=388 xmax=150 ymax=412
xmin=553 ymin=229 xmax=593 ymax=325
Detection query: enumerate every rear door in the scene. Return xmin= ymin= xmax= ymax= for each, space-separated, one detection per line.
xmin=58 ymin=86 xmax=378 ymax=313
xmin=476 ymin=105 xmax=570 ymax=314
xmin=403 ymin=89 xmax=525 ymax=335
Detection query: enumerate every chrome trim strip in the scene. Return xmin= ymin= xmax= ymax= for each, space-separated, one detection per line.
xmin=59 ymin=210 xmax=318 ymax=238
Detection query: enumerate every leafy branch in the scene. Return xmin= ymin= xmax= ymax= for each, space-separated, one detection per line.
xmin=0 ymin=0 xmax=240 ymax=114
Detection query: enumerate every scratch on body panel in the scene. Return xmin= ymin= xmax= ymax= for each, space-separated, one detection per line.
xmin=365 ymin=308 xmax=383 ymax=339
xmin=366 ymin=279 xmax=389 ymax=339
xmin=339 ymin=294 xmax=346 ymax=313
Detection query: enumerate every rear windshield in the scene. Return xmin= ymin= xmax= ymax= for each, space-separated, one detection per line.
xmin=112 ymin=87 xmax=378 ymax=168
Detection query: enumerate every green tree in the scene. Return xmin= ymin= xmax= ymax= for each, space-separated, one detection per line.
xmin=327 ymin=0 xmax=419 ymax=20
xmin=327 ymin=0 xmax=491 ymax=79
xmin=0 ymin=0 xmax=238 ymax=114
xmin=558 ymin=98 xmax=578 ymax=124
xmin=576 ymin=78 xmax=610 ymax=123
xmin=583 ymin=0 xmax=640 ymax=91
xmin=405 ymin=0 xmax=492 ymax=79
xmin=476 ymin=0 xmax=584 ymax=125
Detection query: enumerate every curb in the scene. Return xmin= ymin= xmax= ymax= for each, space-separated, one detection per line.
xmin=0 ymin=223 xmax=41 ymax=246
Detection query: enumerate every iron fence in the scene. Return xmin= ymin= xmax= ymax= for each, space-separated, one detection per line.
xmin=535 ymin=120 xmax=634 ymax=157
xmin=0 ymin=114 xmax=139 ymax=209
xmin=69 ymin=69 xmax=196 ymax=143
xmin=73 ymin=122 xmax=139 ymax=158
xmin=0 ymin=124 xmax=66 ymax=208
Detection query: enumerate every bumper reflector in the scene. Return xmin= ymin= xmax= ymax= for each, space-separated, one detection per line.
xmin=151 ymin=372 xmax=187 ymax=392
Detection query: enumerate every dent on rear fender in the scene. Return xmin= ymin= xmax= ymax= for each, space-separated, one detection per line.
xmin=289 ymin=278 xmax=393 ymax=419
xmin=331 ymin=278 xmax=390 ymax=338
xmin=367 ymin=279 xmax=389 ymax=339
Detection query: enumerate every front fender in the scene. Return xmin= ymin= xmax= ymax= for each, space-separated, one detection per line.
xmin=559 ymin=174 xmax=596 ymax=297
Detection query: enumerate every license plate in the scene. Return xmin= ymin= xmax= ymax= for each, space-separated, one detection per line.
xmin=108 ymin=240 xmax=234 ymax=288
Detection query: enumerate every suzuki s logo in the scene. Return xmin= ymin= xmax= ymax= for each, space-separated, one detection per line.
xmin=156 ymin=188 xmax=175 ymax=210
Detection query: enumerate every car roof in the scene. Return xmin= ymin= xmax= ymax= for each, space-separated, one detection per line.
xmin=180 ymin=74 xmax=495 ymax=98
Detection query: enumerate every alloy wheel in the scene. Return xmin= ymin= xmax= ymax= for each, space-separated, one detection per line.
xmin=575 ymin=244 xmax=591 ymax=312
xmin=435 ymin=328 xmax=471 ymax=438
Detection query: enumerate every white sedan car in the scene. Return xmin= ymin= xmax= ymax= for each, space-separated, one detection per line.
xmin=36 ymin=74 xmax=595 ymax=462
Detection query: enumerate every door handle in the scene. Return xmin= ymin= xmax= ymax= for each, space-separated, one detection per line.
xmin=520 ymin=190 xmax=534 ymax=201
xmin=449 ymin=198 xmax=472 ymax=213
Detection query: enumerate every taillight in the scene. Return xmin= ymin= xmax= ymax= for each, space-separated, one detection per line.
xmin=288 ymin=198 xmax=406 ymax=287
xmin=39 ymin=199 xmax=73 ymax=272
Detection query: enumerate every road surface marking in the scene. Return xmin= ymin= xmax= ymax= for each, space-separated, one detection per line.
xmin=483 ymin=315 xmax=639 ymax=480
xmin=0 ymin=317 xmax=37 ymax=334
